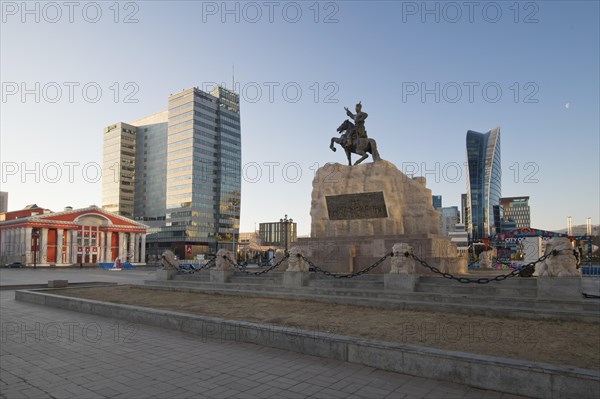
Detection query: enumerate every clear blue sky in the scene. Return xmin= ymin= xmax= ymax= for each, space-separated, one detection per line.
xmin=1 ymin=1 xmax=598 ymax=235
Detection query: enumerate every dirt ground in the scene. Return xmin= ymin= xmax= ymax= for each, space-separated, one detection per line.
xmin=54 ymin=286 xmax=600 ymax=370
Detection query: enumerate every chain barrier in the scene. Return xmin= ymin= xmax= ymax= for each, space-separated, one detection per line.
xmin=407 ymin=249 xmax=573 ymax=284
xmin=224 ymin=253 xmax=290 ymax=276
xmin=177 ymin=257 xmax=216 ymax=274
xmin=173 ymin=249 xmax=600 ymax=298
xmin=300 ymin=252 xmax=392 ymax=279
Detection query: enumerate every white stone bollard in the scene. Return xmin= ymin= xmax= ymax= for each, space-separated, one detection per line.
xmin=385 ymin=243 xmax=419 ymax=292
xmin=283 ymin=246 xmax=310 ymax=287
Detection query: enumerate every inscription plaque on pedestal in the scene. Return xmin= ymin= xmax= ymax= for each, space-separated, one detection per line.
xmin=326 ymin=192 xmax=388 ymax=220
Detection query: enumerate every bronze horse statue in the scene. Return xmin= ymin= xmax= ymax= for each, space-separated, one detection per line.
xmin=330 ymin=119 xmax=381 ymax=165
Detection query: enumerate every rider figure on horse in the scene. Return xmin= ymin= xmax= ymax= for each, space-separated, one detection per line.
xmin=344 ymin=101 xmax=368 ymax=148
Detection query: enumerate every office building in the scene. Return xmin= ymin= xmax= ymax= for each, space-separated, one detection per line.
xmin=500 ymin=196 xmax=531 ymax=229
xmin=0 ymin=191 xmax=7 ymax=213
xmin=102 ymin=86 xmax=241 ymax=259
xmin=461 ymin=193 xmax=468 ymax=226
xmin=102 ymin=123 xmax=137 ymax=218
xmin=448 ymin=223 xmax=469 ymax=254
xmin=432 ymin=195 xmax=442 ymax=210
xmin=259 ymin=221 xmax=297 ymax=247
xmin=440 ymin=206 xmax=460 ymax=236
xmin=466 ymin=127 xmax=501 ymax=239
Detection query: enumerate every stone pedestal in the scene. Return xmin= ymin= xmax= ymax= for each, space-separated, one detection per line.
xmin=283 ymin=271 xmax=310 ymax=288
xmin=299 ymin=161 xmax=466 ymax=276
xmin=537 ymin=277 xmax=582 ymax=301
xmin=310 ymin=161 xmax=440 ymax=238
xmin=298 ymin=234 xmax=466 ymax=275
xmin=156 ymin=270 xmax=178 ymax=281
xmin=210 ymin=270 xmax=234 ymax=284
xmin=48 ymin=280 xmax=68 ymax=288
xmin=384 ymin=274 xmax=419 ymax=292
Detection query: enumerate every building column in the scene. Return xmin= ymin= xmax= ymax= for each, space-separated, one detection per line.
xmin=64 ymin=230 xmax=71 ymax=265
xmin=12 ymin=229 xmax=18 ymax=258
xmin=0 ymin=229 xmax=5 ymax=261
xmin=12 ymin=229 xmax=18 ymax=257
xmin=118 ymin=233 xmax=125 ymax=260
xmin=56 ymin=229 xmax=64 ymax=264
xmin=98 ymin=232 xmax=104 ymax=263
xmin=24 ymin=227 xmax=32 ymax=265
xmin=17 ymin=228 xmax=23 ymax=262
xmin=140 ymin=234 xmax=146 ymax=264
xmin=133 ymin=233 xmax=139 ymax=263
xmin=71 ymin=230 xmax=78 ymax=263
xmin=105 ymin=231 xmax=113 ymax=262
xmin=5 ymin=229 xmax=12 ymax=257
xmin=40 ymin=228 xmax=48 ymax=265
xmin=128 ymin=233 xmax=135 ymax=263
xmin=1 ymin=229 xmax=7 ymax=261
xmin=122 ymin=233 xmax=128 ymax=261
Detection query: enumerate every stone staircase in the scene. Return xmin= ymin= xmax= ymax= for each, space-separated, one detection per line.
xmin=143 ymin=271 xmax=600 ymax=322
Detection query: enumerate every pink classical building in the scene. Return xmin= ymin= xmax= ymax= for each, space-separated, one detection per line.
xmin=0 ymin=205 xmax=148 ymax=266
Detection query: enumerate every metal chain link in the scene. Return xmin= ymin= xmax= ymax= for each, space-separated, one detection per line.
xmin=300 ymin=252 xmax=392 ymax=279
xmin=224 ymin=253 xmax=290 ymax=276
xmin=583 ymin=293 xmax=600 ymax=299
xmin=407 ymin=249 xmax=569 ymax=284
xmin=177 ymin=257 xmax=216 ymax=274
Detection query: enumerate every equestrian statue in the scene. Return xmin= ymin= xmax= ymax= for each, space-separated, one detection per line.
xmin=330 ymin=101 xmax=382 ymax=165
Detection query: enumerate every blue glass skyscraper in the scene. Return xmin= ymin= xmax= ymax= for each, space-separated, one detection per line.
xmin=466 ymin=128 xmax=501 ymax=239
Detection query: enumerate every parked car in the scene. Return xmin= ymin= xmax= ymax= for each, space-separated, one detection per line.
xmin=4 ymin=262 xmax=24 ymax=268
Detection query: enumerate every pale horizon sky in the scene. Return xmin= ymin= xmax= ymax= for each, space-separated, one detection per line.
xmin=1 ymin=1 xmax=599 ymax=235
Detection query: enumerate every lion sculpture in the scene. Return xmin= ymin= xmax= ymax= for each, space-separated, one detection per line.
xmin=477 ymin=248 xmax=497 ymax=269
xmin=286 ymin=246 xmax=309 ymax=272
xmin=215 ymin=248 xmax=236 ymax=271
xmin=535 ymin=237 xmax=580 ymax=277
xmin=161 ymin=250 xmax=180 ymax=270
xmin=390 ymin=243 xmax=416 ymax=274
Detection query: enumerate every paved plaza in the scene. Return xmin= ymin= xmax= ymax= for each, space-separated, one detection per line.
xmin=1 ymin=269 xmax=529 ymax=398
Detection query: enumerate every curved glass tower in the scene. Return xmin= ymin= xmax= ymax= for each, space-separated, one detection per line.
xmin=466 ymin=128 xmax=501 ymax=239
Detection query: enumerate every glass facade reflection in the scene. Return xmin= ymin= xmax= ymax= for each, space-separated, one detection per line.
xmin=102 ymin=122 xmax=137 ymax=218
xmin=466 ymin=128 xmax=501 ymax=239
xmin=102 ymin=86 xmax=241 ymax=259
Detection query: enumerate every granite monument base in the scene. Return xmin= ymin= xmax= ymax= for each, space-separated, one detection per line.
xmin=297 ymin=234 xmax=466 ymax=275
xmin=210 ymin=270 xmax=234 ymax=284
xmin=156 ymin=270 xmax=178 ymax=281
xmin=384 ymin=274 xmax=419 ymax=291
xmin=537 ymin=277 xmax=582 ymax=301
xmin=283 ymin=271 xmax=310 ymax=288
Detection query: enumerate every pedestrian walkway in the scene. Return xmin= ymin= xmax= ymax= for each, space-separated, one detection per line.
xmin=1 ymin=290 xmax=528 ymax=398
xmin=0 ymin=268 xmax=155 ymax=288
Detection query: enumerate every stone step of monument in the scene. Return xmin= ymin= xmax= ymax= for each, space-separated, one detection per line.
xmin=417 ymin=276 xmax=538 ymax=288
xmin=229 ymin=274 xmax=284 ymax=284
xmin=141 ymin=280 xmax=600 ymax=322
xmin=145 ymin=279 xmax=588 ymax=311
xmin=583 ymin=300 xmax=600 ymax=312
xmin=311 ymin=274 xmax=383 ymax=281
xmin=308 ymin=280 xmax=384 ymax=289
xmin=173 ymin=274 xmax=210 ymax=282
xmin=415 ymin=283 xmax=537 ymax=298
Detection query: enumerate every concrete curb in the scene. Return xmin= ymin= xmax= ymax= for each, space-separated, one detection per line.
xmin=15 ymin=289 xmax=600 ymax=399
xmin=0 ymin=282 xmax=118 ymax=291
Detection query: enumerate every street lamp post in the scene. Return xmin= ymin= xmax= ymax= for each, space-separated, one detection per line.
xmin=32 ymin=229 xmax=40 ymax=269
xmin=279 ymin=214 xmax=293 ymax=255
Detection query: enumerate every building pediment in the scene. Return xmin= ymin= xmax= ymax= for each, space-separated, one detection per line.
xmin=1 ymin=205 xmax=147 ymax=232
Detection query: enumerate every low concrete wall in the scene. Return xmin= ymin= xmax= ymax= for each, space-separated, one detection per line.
xmin=0 ymin=282 xmax=117 ymax=291
xmin=15 ymin=289 xmax=599 ymax=399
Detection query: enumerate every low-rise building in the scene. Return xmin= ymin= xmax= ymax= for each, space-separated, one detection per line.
xmin=0 ymin=205 xmax=148 ymax=266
